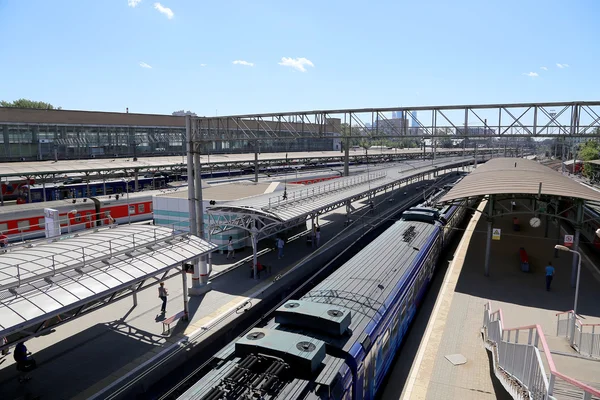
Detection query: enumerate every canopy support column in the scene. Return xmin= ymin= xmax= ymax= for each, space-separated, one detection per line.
xmin=181 ymin=262 xmax=189 ymax=320
xmin=344 ymin=138 xmax=350 ymax=176
xmin=251 ymin=224 xmax=258 ymax=280
xmin=254 ymin=144 xmax=259 ymax=183
xmin=571 ymin=201 xmax=583 ymax=287
xmin=187 ymin=117 xmax=211 ymax=295
xmin=484 ymin=195 xmax=494 ymax=277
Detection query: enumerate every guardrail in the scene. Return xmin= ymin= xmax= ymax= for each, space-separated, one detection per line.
xmin=483 ymin=302 xmax=600 ymax=400
xmin=557 ymin=310 xmax=600 ymax=359
xmin=0 ymin=226 xmax=188 ymax=292
xmin=265 ymin=170 xmax=387 ymax=208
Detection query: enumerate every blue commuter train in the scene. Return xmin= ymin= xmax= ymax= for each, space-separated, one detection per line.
xmin=176 ymin=178 xmax=473 ymax=400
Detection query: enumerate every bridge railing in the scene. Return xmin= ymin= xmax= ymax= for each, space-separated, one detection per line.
xmin=556 ymin=310 xmax=600 ymax=359
xmin=265 ymin=170 xmax=387 ymax=209
xmin=483 ymin=302 xmax=600 ymax=400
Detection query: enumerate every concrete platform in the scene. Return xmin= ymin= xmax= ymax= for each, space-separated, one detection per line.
xmin=400 ymin=199 xmax=600 ymax=400
xmin=0 ymin=174 xmax=445 ymax=400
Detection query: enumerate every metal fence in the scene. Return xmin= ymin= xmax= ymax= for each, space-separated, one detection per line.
xmin=483 ymin=302 xmax=600 ymax=400
xmin=556 ymin=310 xmax=600 ymax=359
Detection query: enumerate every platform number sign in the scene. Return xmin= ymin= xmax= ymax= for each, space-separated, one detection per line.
xmin=564 ymin=235 xmax=574 ymax=247
xmin=492 ymin=228 xmax=501 ymax=240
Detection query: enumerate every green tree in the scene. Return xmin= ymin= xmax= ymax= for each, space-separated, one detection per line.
xmin=579 ymin=140 xmax=600 ymax=178
xmin=0 ymin=98 xmax=61 ymax=110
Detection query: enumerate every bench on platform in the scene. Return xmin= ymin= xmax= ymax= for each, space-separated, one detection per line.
xmin=519 ymin=247 xmax=530 ymax=272
xmin=161 ymin=310 xmax=187 ymax=335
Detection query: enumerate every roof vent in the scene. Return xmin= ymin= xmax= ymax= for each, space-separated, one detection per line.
xmin=275 ymin=300 xmax=351 ymax=337
xmin=235 ymin=328 xmax=326 ymax=377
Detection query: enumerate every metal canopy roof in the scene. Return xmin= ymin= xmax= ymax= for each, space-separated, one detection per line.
xmin=439 ymin=157 xmax=600 ymax=203
xmin=0 ymin=225 xmax=216 ymax=344
xmin=208 ymin=156 xmax=479 ymax=237
xmin=0 ymin=149 xmax=489 ymax=178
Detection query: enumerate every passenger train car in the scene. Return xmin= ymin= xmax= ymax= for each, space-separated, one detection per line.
xmin=177 ymin=176 xmax=473 ymax=400
xmin=0 ymin=188 xmax=184 ymax=242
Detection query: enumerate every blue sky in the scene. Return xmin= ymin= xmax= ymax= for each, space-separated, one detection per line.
xmin=0 ymin=0 xmax=598 ymax=116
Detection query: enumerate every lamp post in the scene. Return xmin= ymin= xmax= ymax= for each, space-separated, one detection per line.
xmin=554 ymin=244 xmax=582 ymax=346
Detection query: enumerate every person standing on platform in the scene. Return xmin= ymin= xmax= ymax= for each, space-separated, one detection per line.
xmin=315 ymin=227 xmax=321 ymax=248
xmin=545 ymin=262 xmax=555 ymax=291
xmin=277 ymin=237 xmax=285 ymax=259
xmin=227 ymin=236 xmax=235 ymax=259
xmin=158 ymin=282 xmax=168 ymax=313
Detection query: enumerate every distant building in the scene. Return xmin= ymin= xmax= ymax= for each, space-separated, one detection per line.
xmin=455 ymin=126 xmax=496 ymax=136
xmin=411 ymin=111 xmax=418 ymax=127
xmin=0 ymin=108 xmax=340 ymax=161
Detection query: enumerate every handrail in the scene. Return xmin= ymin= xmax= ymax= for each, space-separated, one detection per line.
xmin=556 ymin=310 xmax=600 ymax=327
xmin=556 ymin=310 xmax=600 ymax=359
xmin=483 ymin=302 xmax=600 ymax=399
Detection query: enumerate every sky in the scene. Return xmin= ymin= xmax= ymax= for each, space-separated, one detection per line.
xmin=0 ymin=0 xmax=599 ymax=116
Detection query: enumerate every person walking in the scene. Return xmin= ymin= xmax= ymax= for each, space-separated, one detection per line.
xmin=158 ymin=282 xmax=168 ymax=313
xmin=315 ymin=227 xmax=321 ymax=248
xmin=545 ymin=261 xmax=555 ymax=291
xmin=277 ymin=237 xmax=285 ymax=259
xmin=227 ymin=236 xmax=235 ymax=259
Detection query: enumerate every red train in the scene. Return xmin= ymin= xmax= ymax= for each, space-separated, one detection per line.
xmin=0 ymin=188 xmax=180 ymax=242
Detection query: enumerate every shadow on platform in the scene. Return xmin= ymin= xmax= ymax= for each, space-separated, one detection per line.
xmin=0 ymin=321 xmax=164 ymax=400
xmin=454 ymin=201 xmax=600 ymax=318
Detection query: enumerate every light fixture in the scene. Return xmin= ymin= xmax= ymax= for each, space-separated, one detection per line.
xmin=555 ymin=244 xmax=570 ymax=252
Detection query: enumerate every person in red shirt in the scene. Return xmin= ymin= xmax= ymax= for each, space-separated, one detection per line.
xmin=0 ymin=233 xmax=8 ymax=252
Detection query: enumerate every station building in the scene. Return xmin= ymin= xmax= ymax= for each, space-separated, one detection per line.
xmin=0 ymin=108 xmax=341 ymax=162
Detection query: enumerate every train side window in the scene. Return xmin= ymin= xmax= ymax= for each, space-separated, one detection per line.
xmin=17 ymin=220 xmax=29 ymax=231
xmin=138 ymin=204 xmax=145 ymax=213
xmin=382 ymin=328 xmax=391 ymax=358
xmin=392 ymin=317 xmax=399 ymax=344
xmin=0 ymin=223 xmax=7 ymax=232
xmin=106 ymin=187 xmax=114 ymax=194
xmin=38 ymin=218 xmax=44 ymax=228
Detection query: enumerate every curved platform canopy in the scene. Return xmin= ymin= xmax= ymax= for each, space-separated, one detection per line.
xmin=208 ymin=157 xmax=479 ymax=238
xmin=0 ymin=225 xmax=217 ymax=348
xmin=439 ymin=158 xmax=600 ymax=204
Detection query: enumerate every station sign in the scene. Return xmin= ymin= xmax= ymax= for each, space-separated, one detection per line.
xmin=564 ymin=235 xmax=574 ymax=247
xmin=492 ymin=228 xmax=501 ymax=240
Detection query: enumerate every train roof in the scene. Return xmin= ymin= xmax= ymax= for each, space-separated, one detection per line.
xmin=294 ymin=218 xmax=439 ymax=353
xmin=0 ymin=198 xmax=95 ymax=217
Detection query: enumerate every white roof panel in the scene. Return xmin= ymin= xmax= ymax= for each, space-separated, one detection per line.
xmin=209 ymin=157 xmax=476 ymax=223
xmin=0 ymin=225 xmax=217 ymax=336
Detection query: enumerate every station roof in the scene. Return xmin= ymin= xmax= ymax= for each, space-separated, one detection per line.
xmin=0 ymin=224 xmax=216 ymax=341
xmin=439 ymin=157 xmax=600 ymax=203
xmin=0 ymin=149 xmax=490 ymax=178
xmin=208 ymin=157 xmax=475 ymax=227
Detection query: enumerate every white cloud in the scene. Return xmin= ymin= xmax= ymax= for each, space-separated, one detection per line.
xmin=540 ymin=66 xmax=548 ymax=71
xmin=233 ymin=60 xmax=254 ymax=67
xmin=128 ymin=0 xmax=142 ymax=7
xmin=523 ymin=72 xmax=538 ymax=77
xmin=200 ymin=64 xmax=207 ymax=67
xmin=278 ymin=57 xmax=314 ymax=72
xmin=153 ymin=2 xmax=174 ymax=19
xmin=556 ymin=63 xmax=570 ymax=69
xmin=139 ymin=62 xmax=152 ymax=69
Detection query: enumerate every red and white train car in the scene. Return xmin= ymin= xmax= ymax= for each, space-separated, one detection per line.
xmin=0 ymin=188 xmax=182 ymax=242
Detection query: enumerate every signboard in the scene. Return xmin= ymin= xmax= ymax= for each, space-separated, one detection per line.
xmin=44 ymin=208 xmax=61 ymax=239
xmin=564 ymin=234 xmax=574 ymax=247
xmin=492 ymin=228 xmax=501 ymax=240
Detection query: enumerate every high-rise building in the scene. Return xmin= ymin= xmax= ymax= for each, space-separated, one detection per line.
xmin=411 ymin=111 xmax=418 ymax=127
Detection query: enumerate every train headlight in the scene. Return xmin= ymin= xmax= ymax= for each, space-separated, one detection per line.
xmin=596 ymin=228 xmax=600 ymax=239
